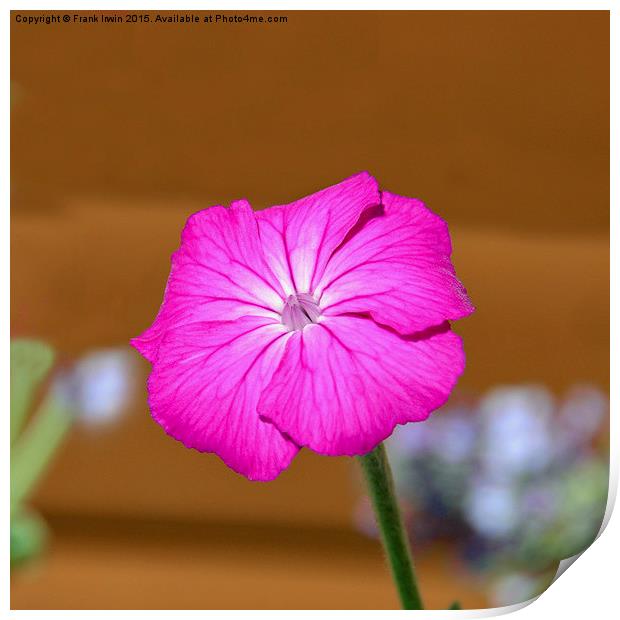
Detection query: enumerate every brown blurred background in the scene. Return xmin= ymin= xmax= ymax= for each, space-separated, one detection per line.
xmin=11 ymin=10 xmax=609 ymax=610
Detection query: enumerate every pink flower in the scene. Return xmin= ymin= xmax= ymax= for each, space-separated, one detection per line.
xmin=131 ymin=173 xmax=473 ymax=481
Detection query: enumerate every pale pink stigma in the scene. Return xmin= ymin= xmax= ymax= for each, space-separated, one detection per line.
xmin=281 ymin=293 xmax=321 ymax=331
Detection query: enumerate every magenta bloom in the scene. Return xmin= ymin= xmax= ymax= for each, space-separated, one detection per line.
xmin=131 ymin=173 xmax=473 ymax=480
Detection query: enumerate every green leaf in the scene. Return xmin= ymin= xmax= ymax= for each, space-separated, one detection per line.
xmin=10 ymin=509 xmax=48 ymax=567
xmin=11 ymin=339 xmax=55 ymax=444
xmin=449 ymin=601 xmax=462 ymax=610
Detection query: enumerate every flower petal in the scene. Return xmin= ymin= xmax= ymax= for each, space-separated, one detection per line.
xmin=132 ymin=200 xmax=286 ymax=363
xmin=147 ymin=316 xmax=298 ymax=481
xmin=315 ymin=191 xmax=474 ymax=334
xmin=256 ymin=172 xmax=380 ymax=296
xmin=258 ymin=315 xmax=465 ymax=456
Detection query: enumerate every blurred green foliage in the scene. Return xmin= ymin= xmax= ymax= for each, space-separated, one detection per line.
xmin=10 ymin=339 xmax=73 ymax=568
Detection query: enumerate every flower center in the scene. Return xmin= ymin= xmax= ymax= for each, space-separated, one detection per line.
xmin=281 ymin=293 xmax=321 ymax=332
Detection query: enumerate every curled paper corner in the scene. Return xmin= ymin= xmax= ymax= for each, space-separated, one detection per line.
xmin=552 ymin=552 xmax=582 ymax=582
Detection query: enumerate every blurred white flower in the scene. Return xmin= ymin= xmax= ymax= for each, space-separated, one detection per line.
xmin=479 ymin=386 xmax=553 ymax=479
xmin=53 ymin=348 xmax=136 ymax=426
xmin=388 ymin=404 xmax=477 ymax=464
xmin=491 ymin=572 xmax=540 ymax=607
xmin=464 ymin=478 xmax=519 ymax=540
xmin=429 ymin=409 xmax=477 ymax=464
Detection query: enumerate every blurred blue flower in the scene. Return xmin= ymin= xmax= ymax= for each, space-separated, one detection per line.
xmin=429 ymin=409 xmax=477 ymax=464
xmin=479 ymin=386 xmax=553 ymax=479
xmin=555 ymin=385 xmax=608 ymax=461
xmin=464 ymin=478 xmax=519 ymax=540
xmin=53 ymin=348 xmax=135 ymax=426
xmin=361 ymin=382 xmax=608 ymax=601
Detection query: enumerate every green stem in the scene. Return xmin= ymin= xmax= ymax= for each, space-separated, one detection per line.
xmin=11 ymin=395 xmax=73 ymax=516
xmin=358 ymin=442 xmax=424 ymax=610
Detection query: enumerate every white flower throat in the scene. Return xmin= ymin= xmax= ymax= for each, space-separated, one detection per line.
xmin=281 ymin=293 xmax=321 ymax=332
